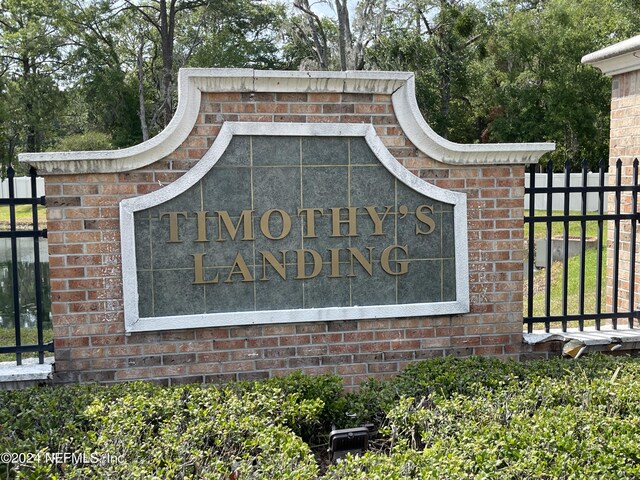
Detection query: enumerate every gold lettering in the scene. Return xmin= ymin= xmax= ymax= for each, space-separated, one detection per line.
xmin=159 ymin=211 xmax=188 ymax=243
xmin=347 ymin=247 xmax=374 ymax=277
xmin=260 ymin=209 xmax=292 ymax=240
xmin=415 ymin=205 xmax=436 ymax=235
xmin=224 ymin=253 xmax=254 ymax=283
xmin=195 ymin=210 xmax=209 ymax=242
xmin=260 ymin=250 xmax=287 ymax=280
xmin=298 ymin=208 xmax=325 ymax=238
xmin=329 ymin=248 xmax=341 ymax=278
xmin=191 ymin=253 xmax=219 ymax=284
xmin=364 ymin=206 xmax=392 ymax=236
xmin=217 ymin=210 xmax=255 ymax=241
xmin=295 ymin=249 xmax=323 ymax=279
xmin=381 ymin=245 xmax=410 ymax=276
xmin=330 ymin=207 xmax=358 ymax=237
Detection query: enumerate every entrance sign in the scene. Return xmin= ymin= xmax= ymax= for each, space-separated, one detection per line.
xmin=120 ymin=122 xmax=469 ymax=332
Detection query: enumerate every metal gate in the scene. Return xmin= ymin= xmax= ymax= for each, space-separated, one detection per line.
xmin=0 ymin=166 xmax=52 ymax=364
xmin=524 ymin=159 xmax=640 ymax=333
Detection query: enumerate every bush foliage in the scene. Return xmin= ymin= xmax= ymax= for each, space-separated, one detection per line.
xmin=2 ymin=355 xmax=640 ymax=479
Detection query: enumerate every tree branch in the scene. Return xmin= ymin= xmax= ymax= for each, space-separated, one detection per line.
xmin=122 ymin=1 xmax=161 ymax=30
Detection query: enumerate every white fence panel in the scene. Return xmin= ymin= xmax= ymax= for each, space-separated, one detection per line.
xmin=0 ymin=176 xmax=45 ymax=199
xmin=524 ymin=173 xmax=609 ymax=212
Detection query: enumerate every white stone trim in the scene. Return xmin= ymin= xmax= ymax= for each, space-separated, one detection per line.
xmin=582 ymin=35 xmax=640 ymax=76
xmin=121 ymin=122 xmax=469 ymax=332
xmin=21 ymin=69 xmax=553 ymax=174
xmin=0 ymin=357 xmax=53 ymax=383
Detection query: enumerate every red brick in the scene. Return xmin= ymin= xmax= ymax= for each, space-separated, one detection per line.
xmin=144 ymin=343 xmax=178 ymax=355
xmin=101 ymin=184 xmax=136 ymax=195
xmin=311 ymin=333 xmax=343 ymax=343
xmin=328 ymin=343 xmax=359 ymax=354
xmin=178 ymin=341 xmax=214 ymax=353
xmin=237 ymin=114 xmax=273 ymax=122
xmin=253 ymin=103 xmax=287 ymax=114
xmin=405 ymin=328 xmax=435 ymax=339
xmin=358 ymin=319 xmax=390 ymax=330
xmin=247 ymin=337 xmax=278 ymax=348
xmin=280 ymin=335 xmax=311 ymax=346
xmin=360 ymin=341 xmax=390 ymax=352
xmin=55 ymin=337 xmax=90 ymax=348
xmin=228 ymin=326 xmax=263 ymax=338
xmin=343 ymin=331 xmax=374 ymax=342
xmin=197 ymin=351 xmax=231 ymax=363
xmin=390 ymin=340 xmax=421 ymax=351
xmin=213 ymin=339 xmax=245 ymax=350
xmin=375 ymin=330 xmax=403 ymax=340
xmin=482 ymin=167 xmax=513 ymax=177
xmin=290 ymin=104 xmax=322 ymax=114
xmin=296 ymin=323 xmax=326 ymax=334
xmin=336 ymin=364 xmax=367 ymax=375
xmin=275 ymin=115 xmax=306 ymax=123
xmin=276 ymin=93 xmax=307 ymax=102
xmin=222 ymin=103 xmax=256 ymax=113
xmin=308 ymin=93 xmax=341 ymax=102
xmin=264 ymin=325 xmax=296 ymax=336
xmin=355 ymin=103 xmax=387 ymax=114
xmin=451 ymin=336 xmax=481 ymax=347
xmin=221 ymin=361 xmax=255 ymax=372
xmin=474 ymin=346 xmax=504 ymax=355
xmin=65 ymin=255 xmax=101 ymax=266
xmin=368 ymin=362 xmax=398 ymax=373
xmin=307 ymin=115 xmax=340 ymax=123
xmin=340 ymin=115 xmax=372 ymax=123
xmin=49 ymin=268 xmax=84 ymax=279
xmin=298 ymin=345 xmax=327 ymax=356
xmin=63 ymin=185 xmax=99 ymax=195
xmin=205 ymin=92 xmax=242 ymax=102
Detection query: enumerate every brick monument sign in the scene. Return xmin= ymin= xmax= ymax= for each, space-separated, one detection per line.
xmin=20 ymin=70 xmax=553 ymax=386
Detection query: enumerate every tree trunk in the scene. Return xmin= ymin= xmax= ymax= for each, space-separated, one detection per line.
xmin=159 ymin=0 xmax=174 ymax=128
xmin=137 ymin=39 xmax=150 ymax=142
xmin=294 ymin=0 xmax=329 ymax=69
xmin=335 ymin=0 xmax=352 ymax=70
xmin=22 ymin=55 xmax=36 ymax=153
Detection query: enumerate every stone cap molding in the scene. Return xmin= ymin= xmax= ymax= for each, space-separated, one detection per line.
xmin=120 ymin=121 xmax=470 ymax=332
xmin=582 ymin=35 xmax=640 ymax=76
xmin=19 ymin=69 xmax=554 ymax=174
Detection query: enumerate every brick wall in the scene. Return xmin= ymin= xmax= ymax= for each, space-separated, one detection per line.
xmin=44 ymin=89 xmax=526 ymax=388
xmin=607 ymin=71 xmax=640 ymax=315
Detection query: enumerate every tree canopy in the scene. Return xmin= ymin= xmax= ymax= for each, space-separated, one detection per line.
xmin=1 ymin=0 xmax=637 ymax=174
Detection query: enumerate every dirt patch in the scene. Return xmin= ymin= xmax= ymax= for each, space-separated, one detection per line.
xmin=0 ymin=220 xmax=46 ymax=231
xmin=523 ymin=262 xmax=561 ymax=299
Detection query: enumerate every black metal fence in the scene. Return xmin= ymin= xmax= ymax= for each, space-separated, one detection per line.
xmin=0 ymin=166 xmax=52 ymax=365
xmin=525 ymin=159 xmax=640 ymax=333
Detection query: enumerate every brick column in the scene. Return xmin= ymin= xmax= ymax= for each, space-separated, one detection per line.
xmin=584 ymin=36 xmax=640 ymax=319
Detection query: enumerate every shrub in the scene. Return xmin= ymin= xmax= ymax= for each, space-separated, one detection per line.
xmin=0 ymin=382 xmax=321 ymax=479
xmin=1 ymin=355 xmax=640 ymax=479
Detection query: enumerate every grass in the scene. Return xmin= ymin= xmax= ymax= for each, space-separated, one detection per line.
xmin=524 ymin=210 xmax=605 ymax=241
xmin=525 ymin=249 xmax=606 ymax=327
xmin=0 ymin=326 xmax=53 ymax=362
xmin=0 ymin=205 xmax=46 ymax=226
xmin=524 ymin=210 xmax=612 ymax=330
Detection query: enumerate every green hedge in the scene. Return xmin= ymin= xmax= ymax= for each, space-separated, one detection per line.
xmin=2 ymin=355 xmax=640 ymax=479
